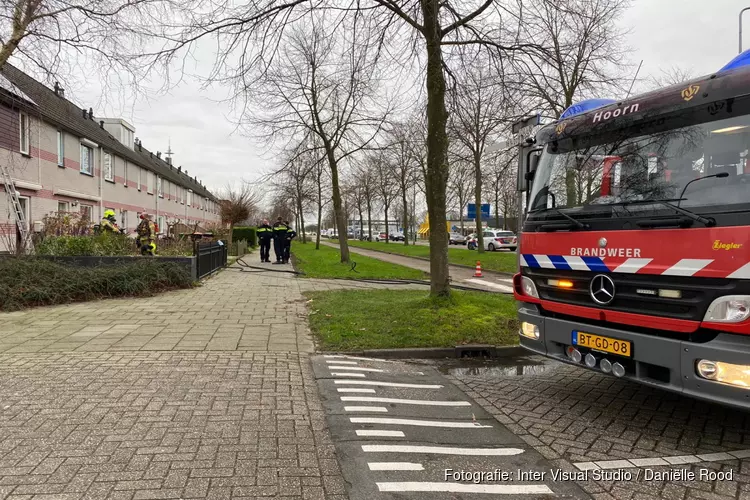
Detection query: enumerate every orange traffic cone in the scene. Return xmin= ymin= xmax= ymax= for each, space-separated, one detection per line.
xmin=474 ymin=261 xmax=483 ymax=278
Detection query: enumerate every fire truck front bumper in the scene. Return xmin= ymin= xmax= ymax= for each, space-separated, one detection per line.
xmin=518 ymin=303 xmax=750 ymax=411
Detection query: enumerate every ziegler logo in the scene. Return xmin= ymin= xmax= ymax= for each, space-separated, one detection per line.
xmin=713 ymin=240 xmax=743 ymax=251
xmin=681 ymin=84 xmax=700 ymax=101
xmin=571 ymin=247 xmax=642 ymax=258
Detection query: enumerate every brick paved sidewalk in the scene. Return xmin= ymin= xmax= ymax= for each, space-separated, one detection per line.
xmin=0 ymin=263 xmax=411 ymax=499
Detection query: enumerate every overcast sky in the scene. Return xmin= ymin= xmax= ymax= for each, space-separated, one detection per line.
xmin=64 ymin=0 xmax=749 ymax=195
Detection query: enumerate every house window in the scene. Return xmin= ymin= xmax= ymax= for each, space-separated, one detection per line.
xmin=157 ymin=177 xmax=163 ymax=197
xmin=137 ymin=167 xmax=141 ymax=191
xmin=80 ymin=144 xmax=93 ymax=175
xmin=57 ymin=201 xmax=69 ymax=213
xmin=158 ymin=216 xmax=165 ymax=234
xmin=103 ymin=152 xmax=114 ymax=182
xmin=123 ymin=161 xmax=128 ymax=186
xmin=19 ymin=113 xmax=29 ymax=154
xmin=147 ymin=171 xmax=154 ymax=194
xmin=80 ymin=204 xmax=93 ymax=221
xmin=57 ymin=131 xmax=64 ymax=167
xmin=187 ymin=190 xmax=193 ymax=206
xmin=121 ymin=210 xmax=128 ymax=230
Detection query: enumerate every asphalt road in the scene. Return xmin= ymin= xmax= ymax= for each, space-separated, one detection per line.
xmin=311 ymin=355 xmax=590 ymax=499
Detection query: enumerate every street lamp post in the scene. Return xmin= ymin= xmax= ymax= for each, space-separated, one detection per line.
xmin=740 ymin=7 xmax=750 ymax=53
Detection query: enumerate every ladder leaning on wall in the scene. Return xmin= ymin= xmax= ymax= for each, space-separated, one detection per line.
xmin=0 ymin=163 xmax=29 ymax=252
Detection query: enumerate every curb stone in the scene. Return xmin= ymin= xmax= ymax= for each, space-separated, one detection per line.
xmin=346 ymin=244 xmax=517 ymax=277
xmin=320 ymin=344 xmax=525 ymax=359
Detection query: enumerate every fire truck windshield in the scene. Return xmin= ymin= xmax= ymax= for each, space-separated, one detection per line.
xmin=528 ymin=113 xmax=750 ymax=220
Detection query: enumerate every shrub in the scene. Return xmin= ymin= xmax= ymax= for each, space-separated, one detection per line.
xmin=0 ymin=258 xmax=193 ymax=311
xmin=233 ymin=226 xmax=257 ymax=247
xmin=35 ymin=233 xmax=136 ymax=256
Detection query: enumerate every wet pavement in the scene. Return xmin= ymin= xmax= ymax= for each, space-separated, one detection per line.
xmin=432 ymin=355 xmax=750 ymax=500
xmin=311 ymin=354 xmax=589 ymax=499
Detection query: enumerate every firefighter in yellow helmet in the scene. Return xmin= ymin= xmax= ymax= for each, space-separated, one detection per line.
xmin=100 ymin=209 xmax=122 ymax=233
xmin=136 ymin=213 xmax=157 ymax=255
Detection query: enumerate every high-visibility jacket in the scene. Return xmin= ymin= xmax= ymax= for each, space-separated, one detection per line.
xmin=257 ymin=224 xmax=273 ymax=242
xmin=272 ymin=222 xmax=288 ymax=239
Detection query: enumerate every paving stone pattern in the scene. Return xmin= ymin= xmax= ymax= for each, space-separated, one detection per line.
xmin=0 ymin=264 xmax=397 ymax=499
xmin=448 ymin=360 xmax=750 ymax=500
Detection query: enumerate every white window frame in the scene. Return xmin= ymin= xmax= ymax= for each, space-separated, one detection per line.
xmin=57 ymin=130 xmax=64 ymax=167
xmin=80 ymin=144 xmax=93 ymax=175
xmin=147 ymin=171 xmax=154 ymax=194
xmin=19 ymin=112 xmax=29 ymax=155
xmin=157 ymin=176 xmax=163 ymax=198
xmin=17 ymin=196 xmax=30 ymax=230
xmin=187 ymin=189 xmax=193 ymax=207
xmin=121 ymin=210 xmax=128 ymax=228
xmin=57 ymin=201 xmax=69 ymax=213
xmin=103 ymin=152 xmax=114 ymax=182
xmin=137 ymin=167 xmax=142 ymax=191
xmin=80 ymin=204 xmax=94 ymax=221
xmin=123 ymin=161 xmax=128 ymax=186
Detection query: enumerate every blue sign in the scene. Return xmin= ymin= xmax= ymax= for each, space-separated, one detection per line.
xmin=467 ymin=203 xmax=490 ymax=219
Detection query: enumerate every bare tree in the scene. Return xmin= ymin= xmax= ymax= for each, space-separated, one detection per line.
xmin=485 ymin=148 xmax=517 ymax=229
xmin=371 ymin=152 xmax=398 ymax=244
xmin=649 ymin=66 xmax=695 ymax=90
xmin=149 ymin=0 xmax=538 ymax=297
xmin=387 ymin=126 xmax=418 ymax=245
xmin=237 ymin=16 xmax=389 ymax=263
xmin=448 ymin=159 xmax=474 ymax=233
xmin=450 ymin=53 xmax=508 ymax=253
xmin=272 ymin=143 xmax=316 ymax=243
xmin=220 ymin=183 xmax=261 ymax=249
xmin=507 ymin=0 xmax=630 ymax=207
xmin=355 ymin=159 xmax=378 ymax=241
xmin=508 ymin=0 xmax=631 ymax=118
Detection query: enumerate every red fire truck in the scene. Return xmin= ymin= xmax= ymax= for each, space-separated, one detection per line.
xmin=514 ymin=50 xmax=750 ymax=409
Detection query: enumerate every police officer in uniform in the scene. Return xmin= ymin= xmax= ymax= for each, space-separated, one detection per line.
xmin=272 ymin=217 xmax=288 ymax=264
xmin=282 ymin=221 xmax=296 ymax=264
xmin=257 ymin=219 xmax=273 ymax=263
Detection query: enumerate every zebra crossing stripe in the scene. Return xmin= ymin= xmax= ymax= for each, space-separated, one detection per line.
xmin=362 ymin=445 xmax=523 ymax=456
xmin=376 ymin=482 xmax=554 ymax=494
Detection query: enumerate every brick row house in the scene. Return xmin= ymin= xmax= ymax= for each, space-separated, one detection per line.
xmin=0 ymin=64 xmax=220 ymax=252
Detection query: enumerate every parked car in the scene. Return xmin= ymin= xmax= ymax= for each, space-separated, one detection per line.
xmin=482 ymin=230 xmax=517 ymax=251
xmin=389 ymin=232 xmax=405 ymax=241
xmin=448 ymin=232 xmax=466 ymax=245
xmin=374 ymin=232 xmax=388 ymax=242
xmin=466 ymin=234 xmax=478 ymax=250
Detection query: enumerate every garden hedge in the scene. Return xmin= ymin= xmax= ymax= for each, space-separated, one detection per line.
xmin=0 ymin=258 xmax=193 ymax=311
xmin=232 ymin=226 xmax=257 ymax=247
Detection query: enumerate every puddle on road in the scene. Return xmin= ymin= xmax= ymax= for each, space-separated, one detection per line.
xmin=434 ymin=356 xmax=559 ymax=378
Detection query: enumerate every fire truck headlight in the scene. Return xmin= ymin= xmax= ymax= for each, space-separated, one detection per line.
xmin=521 ymin=276 xmax=539 ymax=298
xmin=520 ymin=322 xmax=540 ymax=339
xmin=704 ymin=296 xmax=750 ymax=323
xmin=696 ymin=359 xmax=750 ymax=389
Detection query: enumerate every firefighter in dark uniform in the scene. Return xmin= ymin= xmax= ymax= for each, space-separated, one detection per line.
xmin=272 ymin=217 xmax=288 ymax=264
xmin=282 ymin=221 xmax=296 ymax=264
xmin=257 ymin=219 xmax=273 ymax=263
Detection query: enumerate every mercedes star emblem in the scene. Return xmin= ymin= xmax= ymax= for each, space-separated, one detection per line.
xmin=598 ymin=237 xmax=608 ymax=248
xmin=590 ymin=274 xmax=616 ymax=305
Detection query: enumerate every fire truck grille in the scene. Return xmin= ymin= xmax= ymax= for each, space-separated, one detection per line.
xmin=525 ymin=268 xmax=735 ymax=321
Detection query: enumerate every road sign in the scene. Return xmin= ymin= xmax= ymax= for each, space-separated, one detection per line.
xmin=467 ymin=204 xmax=490 ymax=219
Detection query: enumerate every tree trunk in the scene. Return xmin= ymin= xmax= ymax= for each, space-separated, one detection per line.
xmin=384 ymin=204 xmax=389 ymax=244
xmin=327 ymin=149 xmax=350 ymax=262
xmin=316 ymin=176 xmax=322 ymax=250
xmin=402 ymin=189 xmax=409 ymax=246
xmin=495 ymin=188 xmax=500 ymax=229
xmin=474 ymin=152 xmax=484 ymax=253
xmin=366 ymin=200 xmax=372 ymax=241
xmin=358 ymin=206 xmax=363 ymax=240
xmin=297 ymin=195 xmax=306 ymax=244
xmin=422 ymin=10 xmax=451 ymax=297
